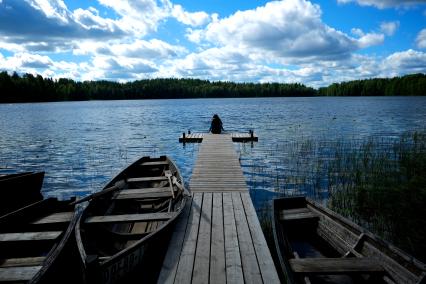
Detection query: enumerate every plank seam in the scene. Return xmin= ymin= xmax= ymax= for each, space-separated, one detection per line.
xmin=169 ymin=197 xmax=193 ymax=284
xmin=233 ymin=192 xmax=247 ymax=284
xmin=190 ymin=193 xmax=204 ymax=283
xmin=239 ymin=192 xmax=264 ymax=284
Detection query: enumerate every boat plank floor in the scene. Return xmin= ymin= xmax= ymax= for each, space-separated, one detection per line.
xmin=158 ymin=134 xmax=279 ymax=283
xmin=31 ymin=211 xmax=73 ymax=225
xmin=85 ymin=212 xmax=175 ymax=224
xmin=289 ymin=257 xmax=384 ymax=274
xmin=0 ymin=231 xmax=62 ymax=242
xmin=0 ymin=266 xmax=42 ymax=281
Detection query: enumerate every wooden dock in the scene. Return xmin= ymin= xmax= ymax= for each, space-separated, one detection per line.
xmin=179 ymin=132 xmax=258 ymax=143
xmin=158 ymin=134 xmax=279 ymax=283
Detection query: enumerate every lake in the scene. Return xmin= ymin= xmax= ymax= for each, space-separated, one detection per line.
xmin=1 ymin=96 xmax=425 ymax=209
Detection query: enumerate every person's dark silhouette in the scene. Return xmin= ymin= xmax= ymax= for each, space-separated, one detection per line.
xmin=209 ymin=114 xmax=224 ymax=134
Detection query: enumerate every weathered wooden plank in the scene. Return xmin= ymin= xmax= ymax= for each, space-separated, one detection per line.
xmin=140 ymin=161 xmax=169 ymax=166
xmin=31 ymin=211 xmax=73 ymax=225
xmin=223 ymin=192 xmax=244 ymax=283
xmin=157 ymin=197 xmax=193 ymax=284
xmin=290 ymin=258 xmax=384 ymax=274
xmin=282 ymin=208 xmax=311 ymax=215
xmin=192 ymin=193 xmax=212 ymax=283
xmin=210 ymin=193 xmax=226 ymax=284
xmin=0 ymin=231 xmax=62 ymax=242
xmin=241 ymin=193 xmax=281 ymax=283
xmin=127 ymin=176 xmax=168 ymax=183
xmin=114 ymin=191 xmax=173 ymax=200
xmin=174 ymin=193 xmax=203 ymax=283
xmin=0 ymin=266 xmax=42 ymax=281
xmin=85 ymin=212 xmax=175 ymax=224
xmin=0 ymin=257 xmax=45 ymax=268
xmin=232 ymin=192 xmax=262 ymax=284
xmin=281 ymin=211 xmax=318 ymax=221
xmin=117 ymin=187 xmax=170 ymax=195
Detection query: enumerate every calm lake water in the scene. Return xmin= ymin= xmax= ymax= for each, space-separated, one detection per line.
xmin=1 ymin=97 xmax=425 ymax=209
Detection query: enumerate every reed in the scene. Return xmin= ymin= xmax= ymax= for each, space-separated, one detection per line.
xmin=327 ymin=132 xmax=426 ymax=261
xmin=252 ymin=131 xmax=426 ymax=262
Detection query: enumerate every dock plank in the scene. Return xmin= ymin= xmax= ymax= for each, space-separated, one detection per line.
xmin=223 ymin=192 xmax=244 ymax=283
xmin=158 ymin=134 xmax=278 ymax=284
xmin=174 ymin=193 xmax=202 ymax=283
xmin=157 ymin=197 xmax=193 ymax=284
xmin=192 ymin=193 xmax=212 ymax=283
xmin=210 ymin=193 xmax=226 ymax=284
xmin=241 ymin=193 xmax=281 ymax=283
xmin=232 ymin=192 xmax=262 ymax=284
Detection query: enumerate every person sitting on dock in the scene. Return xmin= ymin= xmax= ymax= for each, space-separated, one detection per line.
xmin=209 ymin=114 xmax=224 ymax=134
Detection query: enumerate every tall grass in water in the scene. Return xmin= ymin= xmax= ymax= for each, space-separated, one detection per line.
xmin=327 ymin=132 xmax=426 ymax=261
xmin=251 ymin=132 xmax=426 ymax=263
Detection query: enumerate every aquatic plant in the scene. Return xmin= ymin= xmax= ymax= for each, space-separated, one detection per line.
xmin=251 ymin=131 xmax=426 ymax=262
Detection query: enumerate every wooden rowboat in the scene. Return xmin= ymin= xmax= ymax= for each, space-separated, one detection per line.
xmin=0 ymin=172 xmax=44 ymax=216
xmin=272 ymin=196 xmax=426 ymax=284
xmin=76 ymin=156 xmax=189 ymax=284
xmin=0 ymin=198 xmax=82 ymax=283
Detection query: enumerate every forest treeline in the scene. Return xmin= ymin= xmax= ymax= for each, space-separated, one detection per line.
xmin=0 ymin=71 xmax=425 ymax=103
xmin=0 ymin=72 xmax=315 ymax=103
xmin=318 ymin=73 xmax=426 ymax=96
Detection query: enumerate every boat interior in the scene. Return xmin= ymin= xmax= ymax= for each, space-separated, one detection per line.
xmin=80 ymin=156 xmax=185 ymax=260
xmin=273 ymin=197 xmax=425 ymax=284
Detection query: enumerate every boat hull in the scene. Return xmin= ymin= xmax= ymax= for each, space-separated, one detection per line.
xmin=272 ymin=196 xmax=426 ymax=284
xmin=76 ymin=155 xmax=188 ymax=284
xmin=0 ymin=198 xmax=83 ymax=284
xmin=0 ymin=171 xmax=44 ymax=216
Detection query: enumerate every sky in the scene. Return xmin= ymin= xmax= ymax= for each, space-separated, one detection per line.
xmin=0 ymin=0 xmax=425 ymax=87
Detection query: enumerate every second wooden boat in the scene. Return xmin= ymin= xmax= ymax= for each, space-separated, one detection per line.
xmin=272 ymin=196 xmax=426 ymax=284
xmin=76 ymin=156 xmax=189 ymax=284
xmin=0 ymin=198 xmax=82 ymax=283
xmin=0 ymin=171 xmax=44 ymax=216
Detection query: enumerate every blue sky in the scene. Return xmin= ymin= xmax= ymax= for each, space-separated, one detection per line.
xmin=0 ymin=0 xmax=425 ymax=87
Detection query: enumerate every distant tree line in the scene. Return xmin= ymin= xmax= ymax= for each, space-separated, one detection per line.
xmin=318 ymin=73 xmax=426 ymax=96
xmin=0 ymin=71 xmax=425 ymax=103
xmin=0 ymin=71 xmax=315 ymax=103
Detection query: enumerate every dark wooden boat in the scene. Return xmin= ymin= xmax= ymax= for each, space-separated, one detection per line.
xmin=76 ymin=156 xmax=189 ymax=284
xmin=0 ymin=172 xmax=44 ymax=216
xmin=0 ymin=197 xmax=83 ymax=283
xmin=272 ymin=196 xmax=426 ymax=284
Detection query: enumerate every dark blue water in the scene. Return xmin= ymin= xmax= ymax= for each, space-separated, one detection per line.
xmin=1 ymin=97 xmax=425 ymax=208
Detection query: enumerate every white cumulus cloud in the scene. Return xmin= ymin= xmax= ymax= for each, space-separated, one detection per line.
xmin=380 ymin=21 xmax=399 ymax=36
xmin=416 ymin=29 xmax=426 ymax=48
xmin=172 ymin=4 xmax=211 ymax=26
xmin=337 ymin=0 xmax=426 ymax=9
xmin=187 ymin=0 xmax=362 ymax=63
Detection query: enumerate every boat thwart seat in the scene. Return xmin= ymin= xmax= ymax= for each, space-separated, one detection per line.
xmin=0 ymin=231 xmax=62 ymax=242
xmin=0 ymin=266 xmax=43 ymax=282
xmin=127 ymin=176 xmax=168 ymax=183
xmin=113 ymin=187 xmax=176 ymax=200
xmin=280 ymin=207 xmax=319 ymax=221
xmin=84 ymin=212 xmax=176 ymax=224
xmin=289 ymin=257 xmax=384 ymax=275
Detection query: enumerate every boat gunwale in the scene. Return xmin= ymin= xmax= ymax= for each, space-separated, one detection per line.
xmin=272 ymin=196 xmax=426 ymax=284
xmin=75 ymin=155 xmax=189 ymax=276
xmin=0 ymin=197 xmax=81 ymax=283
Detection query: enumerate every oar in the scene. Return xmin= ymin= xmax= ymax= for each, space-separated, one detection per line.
xmin=70 ymin=180 xmax=126 ymax=205
xmin=164 ymin=170 xmax=175 ymax=199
